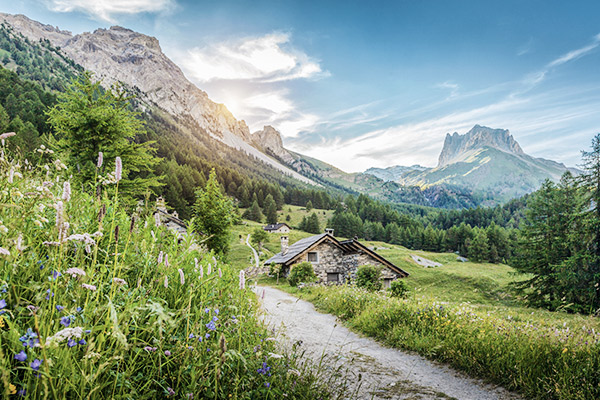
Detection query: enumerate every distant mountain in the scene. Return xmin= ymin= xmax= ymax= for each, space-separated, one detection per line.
xmin=364 ymin=125 xmax=575 ymax=204
xmin=364 ymin=165 xmax=429 ymax=182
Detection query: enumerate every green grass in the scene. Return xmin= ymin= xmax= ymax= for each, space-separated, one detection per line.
xmin=234 ymin=222 xmax=600 ymax=399
xmin=0 ymin=146 xmax=342 ymax=399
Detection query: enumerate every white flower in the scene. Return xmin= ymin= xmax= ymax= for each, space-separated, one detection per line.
xmin=62 ymin=181 xmax=71 ymax=202
xmin=65 ymin=267 xmax=86 ymax=277
xmin=218 ymin=268 xmax=222 ymax=278
xmin=164 ymin=275 xmax=168 ymax=288
xmin=0 ymin=247 xmax=10 ymax=257
xmin=178 ymin=269 xmax=185 ymax=285
xmin=268 ymin=352 xmax=284 ymax=359
xmin=0 ymin=132 xmax=16 ymax=140
xmin=239 ymin=270 xmax=246 ymax=290
xmin=97 ymin=152 xmax=103 ymax=168
xmin=81 ymin=283 xmax=96 ymax=291
xmin=113 ymin=278 xmax=127 ymax=286
xmin=115 ymin=157 xmax=122 ymax=182
xmin=45 ymin=326 xmax=84 ymax=346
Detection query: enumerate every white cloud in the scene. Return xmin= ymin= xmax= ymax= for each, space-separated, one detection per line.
xmin=179 ymin=33 xmax=327 ymax=83
xmin=46 ymin=0 xmax=175 ymax=22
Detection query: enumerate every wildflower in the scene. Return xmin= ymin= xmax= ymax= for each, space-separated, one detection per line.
xmin=164 ymin=253 xmax=170 ymax=267
xmin=178 ymin=268 xmax=185 ymax=285
xmin=164 ymin=350 xmax=171 ymax=356
xmin=65 ymin=267 xmax=86 ymax=278
xmin=265 ymin=382 xmax=270 ymax=388
xmin=15 ymin=235 xmax=26 ymax=252
xmin=187 ymin=394 xmax=194 ymax=399
xmin=257 ymin=362 xmax=271 ymax=376
xmin=60 ymin=316 xmax=73 ymax=327
xmin=56 ymin=305 xmax=64 ymax=312
xmin=214 ymin=308 xmax=219 ymax=315
xmin=199 ymin=265 xmax=204 ymax=279
xmin=97 ymin=152 xmax=103 ymax=168
xmin=113 ymin=278 xmax=127 ymax=285
xmin=14 ymin=351 xmax=27 ymax=362
xmin=206 ymin=321 xmax=216 ymax=331
xmin=26 ymin=305 xmax=38 ymax=314
xmin=19 ymin=328 xmax=39 ymax=348
xmin=51 ymin=270 xmax=62 ymax=280
xmin=239 ymin=270 xmax=246 ymax=290
xmin=154 ymin=213 xmax=161 ymax=227
xmin=45 ymin=289 xmax=53 ymax=300
xmin=0 ymin=247 xmax=10 ymax=257
xmin=207 ymin=264 xmax=212 ymax=275
xmin=55 ymin=201 xmax=64 ymax=227
xmin=30 ymin=358 xmax=42 ymax=371
xmin=8 ymin=383 xmax=16 ymax=395
xmin=143 ymin=346 xmax=157 ymax=352
xmin=188 ymin=333 xmax=195 ymax=339
xmin=157 ymin=251 xmax=163 ymax=264
xmin=17 ymin=389 xmax=26 ymax=397
xmin=67 ymin=338 xmax=77 ymax=348
xmin=268 ymin=352 xmax=284 ymax=359
xmin=0 ymin=132 xmax=16 ymax=140
xmin=8 ymin=167 xmax=13 ymax=183
xmin=167 ymin=387 xmax=175 ymax=396
xmin=78 ymin=339 xmax=86 ymax=345
xmin=115 ymin=157 xmax=122 ymax=182
xmin=81 ymin=284 xmax=96 ymax=291
xmin=62 ymin=181 xmax=71 ymax=202
xmin=205 ymin=308 xmax=210 ymax=314
xmin=0 ymin=299 xmax=5 ymax=310
xmin=164 ymin=275 xmax=168 ymax=288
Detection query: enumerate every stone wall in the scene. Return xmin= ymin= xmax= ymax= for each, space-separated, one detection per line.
xmin=286 ymin=240 xmax=401 ymax=284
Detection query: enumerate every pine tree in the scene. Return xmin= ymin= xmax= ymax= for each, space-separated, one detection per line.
xmin=263 ymin=194 xmax=278 ymax=224
xmin=468 ymin=228 xmax=489 ymax=263
xmin=242 ymin=200 xmax=263 ymax=223
xmin=192 ymin=169 xmax=234 ymax=255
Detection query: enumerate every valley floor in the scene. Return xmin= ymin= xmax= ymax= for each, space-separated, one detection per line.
xmin=256 ymin=285 xmax=520 ymax=400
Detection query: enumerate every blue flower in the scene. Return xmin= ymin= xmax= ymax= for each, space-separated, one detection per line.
xmin=50 ymin=270 xmax=61 ymax=280
xmin=76 ymin=307 xmax=83 ymax=313
xmin=265 ymin=382 xmax=270 ymax=388
xmin=17 ymin=389 xmax=26 ymax=397
xmin=67 ymin=338 xmax=77 ymax=348
xmin=14 ymin=351 xmax=27 ymax=362
xmin=0 ymin=299 xmax=6 ymax=309
xmin=60 ymin=316 xmax=73 ymax=327
xmin=188 ymin=333 xmax=195 ymax=339
xmin=214 ymin=308 xmax=219 ymax=315
xmin=78 ymin=339 xmax=87 ymax=345
xmin=56 ymin=305 xmax=64 ymax=312
xmin=30 ymin=358 xmax=43 ymax=371
xmin=205 ymin=321 xmax=216 ymax=331
xmin=45 ymin=289 xmax=54 ymax=300
xmin=19 ymin=328 xmax=39 ymax=348
xmin=257 ymin=362 xmax=271 ymax=376
xmin=204 ymin=307 xmax=210 ymax=314
xmin=205 ymin=333 xmax=210 ymax=339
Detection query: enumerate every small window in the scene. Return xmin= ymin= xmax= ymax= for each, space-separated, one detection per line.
xmin=307 ymin=252 xmax=318 ymax=262
xmin=327 ymin=273 xmax=340 ymax=282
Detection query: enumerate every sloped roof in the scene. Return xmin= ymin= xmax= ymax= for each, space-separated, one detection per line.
xmin=263 ymin=223 xmax=291 ymax=231
xmin=265 ymin=233 xmax=408 ymax=277
xmin=265 ymin=233 xmax=329 ymax=264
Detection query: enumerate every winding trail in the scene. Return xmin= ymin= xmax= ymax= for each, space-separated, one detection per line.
xmin=255 ymin=286 xmax=520 ymax=400
xmin=246 ymin=234 xmax=259 ymax=268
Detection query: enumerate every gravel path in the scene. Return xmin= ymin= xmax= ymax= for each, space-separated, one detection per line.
xmin=246 ymin=234 xmax=259 ymax=268
xmin=255 ymin=286 xmax=521 ymax=400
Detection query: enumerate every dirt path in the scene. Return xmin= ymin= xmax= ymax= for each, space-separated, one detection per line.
xmin=245 ymin=234 xmax=259 ymax=268
xmin=255 ymin=286 xmax=521 ymax=400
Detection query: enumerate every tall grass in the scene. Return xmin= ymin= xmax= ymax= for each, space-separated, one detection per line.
xmin=0 ymin=142 xmax=338 ymax=399
xmin=291 ymin=284 xmax=600 ymax=400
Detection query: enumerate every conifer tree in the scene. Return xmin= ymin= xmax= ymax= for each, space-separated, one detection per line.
xmin=242 ymin=200 xmax=263 ymax=223
xmin=192 ymin=169 xmax=234 ymax=255
xmin=263 ymin=194 xmax=278 ymax=224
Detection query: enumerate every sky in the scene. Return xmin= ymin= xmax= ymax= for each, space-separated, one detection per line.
xmin=1 ymin=0 xmax=600 ymax=172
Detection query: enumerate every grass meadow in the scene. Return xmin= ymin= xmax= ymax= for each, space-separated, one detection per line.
xmin=236 ymin=222 xmax=600 ymax=399
xmin=0 ymin=143 xmax=346 ymax=399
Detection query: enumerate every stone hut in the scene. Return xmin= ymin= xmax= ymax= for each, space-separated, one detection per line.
xmin=263 ymin=223 xmax=292 ymax=233
xmin=264 ymin=229 xmax=408 ymax=286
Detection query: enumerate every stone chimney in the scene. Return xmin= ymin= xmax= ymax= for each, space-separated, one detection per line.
xmin=325 ymin=228 xmax=334 ymax=236
xmin=281 ymin=235 xmax=289 ymax=254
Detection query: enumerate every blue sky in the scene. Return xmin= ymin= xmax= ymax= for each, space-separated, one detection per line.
xmin=2 ymin=0 xmax=600 ymax=172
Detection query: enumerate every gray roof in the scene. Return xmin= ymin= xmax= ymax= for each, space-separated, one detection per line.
xmin=263 ymin=223 xmax=291 ymax=231
xmin=265 ymin=233 xmax=327 ymax=265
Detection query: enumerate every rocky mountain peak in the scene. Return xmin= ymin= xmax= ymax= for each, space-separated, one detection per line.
xmin=438 ymin=125 xmax=524 ymax=167
xmin=252 ymin=126 xmax=294 ymax=164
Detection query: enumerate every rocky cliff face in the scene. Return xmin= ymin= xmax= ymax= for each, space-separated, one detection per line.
xmin=252 ymin=126 xmax=295 ymax=164
xmin=0 ymin=13 xmax=317 ymax=185
xmin=0 ymin=13 xmax=251 ymax=143
xmin=438 ymin=125 xmax=524 ymax=167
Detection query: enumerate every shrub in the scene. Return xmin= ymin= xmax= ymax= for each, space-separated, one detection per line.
xmin=356 ymin=265 xmax=382 ymax=291
xmin=389 ymin=279 xmax=409 ymax=298
xmin=288 ymin=262 xmax=316 ymax=287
